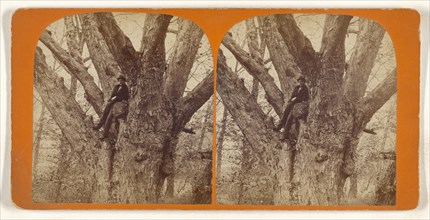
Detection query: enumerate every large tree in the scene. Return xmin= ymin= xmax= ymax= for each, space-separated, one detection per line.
xmin=217 ymin=14 xmax=396 ymax=205
xmin=34 ymin=12 xmax=213 ymax=203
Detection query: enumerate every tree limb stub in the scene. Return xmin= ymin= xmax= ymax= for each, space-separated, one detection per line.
xmin=222 ymin=33 xmax=284 ymax=116
xmin=39 ymin=30 xmax=104 ymax=115
xmin=176 ymin=70 xmax=214 ymax=129
xmin=359 ymin=68 xmax=397 ymax=127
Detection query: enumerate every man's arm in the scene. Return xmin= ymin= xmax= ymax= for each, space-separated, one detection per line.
xmin=116 ymin=85 xmax=129 ymax=101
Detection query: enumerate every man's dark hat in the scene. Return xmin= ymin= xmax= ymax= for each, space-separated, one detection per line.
xmin=297 ymin=75 xmax=306 ymax=82
xmin=117 ymin=75 xmax=126 ymax=81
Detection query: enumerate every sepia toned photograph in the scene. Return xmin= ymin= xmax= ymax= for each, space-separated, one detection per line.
xmin=32 ymin=12 xmax=214 ymax=204
xmin=216 ymin=14 xmax=397 ymax=206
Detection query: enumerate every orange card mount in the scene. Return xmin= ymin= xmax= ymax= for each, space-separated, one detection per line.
xmin=11 ymin=8 xmax=419 ymax=210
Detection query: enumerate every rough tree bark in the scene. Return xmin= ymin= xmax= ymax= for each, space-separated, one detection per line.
xmin=39 ymin=31 xmax=104 ymax=115
xmin=237 ymin=18 xmax=282 ymax=205
xmin=80 ymin=13 xmax=122 ymax=96
xmin=217 ymin=50 xmax=280 ymax=205
xmin=261 ymin=15 xmax=300 ymax=96
xmin=108 ymin=15 xmax=211 ymax=203
xmin=34 ymin=47 xmax=107 ymax=202
xmin=222 ymin=33 xmax=284 ymax=115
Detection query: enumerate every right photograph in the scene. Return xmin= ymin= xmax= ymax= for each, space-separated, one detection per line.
xmin=216 ymin=14 xmax=397 ymax=206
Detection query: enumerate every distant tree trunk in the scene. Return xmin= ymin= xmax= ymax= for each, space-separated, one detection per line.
xmin=165 ymin=172 xmax=175 ymax=199
xmin=375 ymin=160 xmax=396 ymax=205
xmin=32 ymin=104 xmax=46 ymax=177
xmin=349 ymin=173 xmax=358 ymax=199
xmin=197 ymin=102 xmax=213 ymax=151
xmin=192 ymin=154 xmax=212 ymax=204
xmin=191 ymin=101 xmax=213 ymax=203
xmin=216 ymin=107 xmax=228 ymax=176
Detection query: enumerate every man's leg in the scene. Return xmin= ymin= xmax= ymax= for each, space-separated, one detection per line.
xmin=282 ymin=113 xmax=295 ymax=140
xmin=94 ymin=101 xmax=114 ymax=130
xmin=101 ymin=111 xmax=114 ymax=139
xmin=275 ymin=103 xmax=293 ymax=131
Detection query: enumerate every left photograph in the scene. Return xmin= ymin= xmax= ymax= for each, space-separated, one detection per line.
xmin=32 ymin=12 xmax=214 ymax=204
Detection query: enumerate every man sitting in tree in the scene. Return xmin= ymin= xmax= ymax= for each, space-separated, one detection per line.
xmin=93 ymin=75 xmax=129 ymax=139
xmin=274 ymin=75 xmax=309 ymax=141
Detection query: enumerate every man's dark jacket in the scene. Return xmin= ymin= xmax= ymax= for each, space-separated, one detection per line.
xmin=289 ymin=84 xmax=309 ymax=103
xmin=110 ymin=84 xmax=129 ymax=102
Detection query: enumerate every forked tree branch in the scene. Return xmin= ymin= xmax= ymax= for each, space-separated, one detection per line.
xmin=39 ymin=30 xmax=104 ymax=115
xmin=93 ymin=12 xmax=143 ymax=86
xmin=222 ymin=34 xmax=284 ymax=116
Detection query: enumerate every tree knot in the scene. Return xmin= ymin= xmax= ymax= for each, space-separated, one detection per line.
xmin=315 ymin=151 xmax=329 ymax=163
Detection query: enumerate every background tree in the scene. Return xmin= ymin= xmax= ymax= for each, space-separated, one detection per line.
xmin=33 ymin=12 xmax=213 ymax=204
xmin=216 ymin=14 xmax=396 ymax=205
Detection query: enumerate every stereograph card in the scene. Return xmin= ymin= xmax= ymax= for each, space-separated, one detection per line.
xmin=8 ymin=8 xmax=421 ymax=212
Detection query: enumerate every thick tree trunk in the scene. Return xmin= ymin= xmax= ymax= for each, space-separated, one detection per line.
xmin=35 ymin=47 xmax=110 ymax=203
xmin=261 ymin=15 xmax=300 ymax=96
xmin=288 ymin=15 xmax=354 ymax=206
xmin=165 ymin=172 xmax=175 ymax=199
xmin=110 ymin=14 xmax=173 ymax=203
xmin=80 ymin=13 xmax=121 ymax=96
xmin=236 ymin=19 xmax=281 ymax=205
xmin=217 ymin=50 xmax=280 ymax=205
